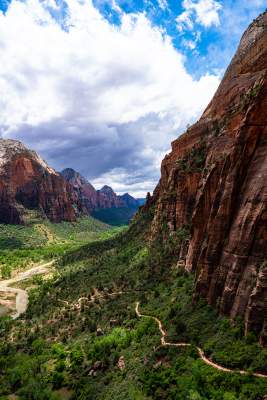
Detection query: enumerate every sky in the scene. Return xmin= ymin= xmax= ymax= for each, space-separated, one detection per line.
xmin=0 ymin=0 xmax=266 ymax=197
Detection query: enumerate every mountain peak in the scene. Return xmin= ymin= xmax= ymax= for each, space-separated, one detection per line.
xmin=99 ymin=185 xmax=115 ymax=194
xmin=0 ymin=138 xmax=56 ymax=175
xmin=61 ymin=168 xmax=77 ymax=178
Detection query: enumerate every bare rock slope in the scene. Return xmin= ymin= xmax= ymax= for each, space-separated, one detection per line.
xmin=0 ymin=140 xmax=79 ymax=223
xmin=146 ymin=12 xmax=267 ymax=340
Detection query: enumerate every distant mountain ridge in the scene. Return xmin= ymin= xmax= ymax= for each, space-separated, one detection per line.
xmin=0 ymin=142 xmax=144 ymax=226
xmin=61 ymin=168 xmax=144 ymax=225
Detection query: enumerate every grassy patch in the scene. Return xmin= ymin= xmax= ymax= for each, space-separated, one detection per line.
xmin=0 ymin=216 xmax=119 ymax=278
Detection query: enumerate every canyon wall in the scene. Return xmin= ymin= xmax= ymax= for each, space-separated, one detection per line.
xmin=148 ymin=12 xmax=267 ymax=340
xmin=0 ymin=140 xmax=79 ymax=224
xmin=61 ymin=168 xmax=141 ymax=212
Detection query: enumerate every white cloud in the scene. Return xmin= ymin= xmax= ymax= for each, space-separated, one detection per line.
xmin=177 ymin=0 xmax=222 ymax=31
xmin=158 ymin=0 xmax=169 ymax=10
xmin=110 ymin=0 xmax=122 ymax=14
xmin=0 ymin=0 xmax=219 ymax=196
xmin=176 ymin=10 xmax=194 ymax=31
xmin=182 ymin=39 xmax=197 ymax=49
xmin=181 ymin=31 xmax=201 ymax=50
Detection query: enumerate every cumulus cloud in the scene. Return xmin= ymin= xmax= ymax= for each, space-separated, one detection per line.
xmin=0 ymin=0 xmax=219 ymax=196
xmin=177 ymin=0 xmax=222 ymax=31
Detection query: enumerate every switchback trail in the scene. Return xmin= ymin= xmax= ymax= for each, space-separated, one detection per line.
xmin=135 ymin=301 xmax=267 ymax=379
xmin=0 ymin=260 xmax=54 ymax=319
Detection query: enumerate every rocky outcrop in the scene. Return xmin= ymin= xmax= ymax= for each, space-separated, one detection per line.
xmin=147 ymin=12 xmax=267 ymax=339
xmin=0 ymin=140 xmax=79 ymax=224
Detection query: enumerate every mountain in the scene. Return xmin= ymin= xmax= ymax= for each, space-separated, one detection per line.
xmin=61 ymin=168 xmax=99 ymax=213
xmin=0 ymin=140 xmax=80 ymax=224
xmin=98 ymin=185 xmax=124 ymax=208
xmin=118 ymin=193 xmax=140 ymax=208
xmin=144 ymin=12 xmax=267 ymax=340
xmin=1 ymin=14 xmax=267 ymax=400
xmin=61 ymin=169 xmax=142 ymax=225
xmin=136 ymin=198 xmax=146 ymax=206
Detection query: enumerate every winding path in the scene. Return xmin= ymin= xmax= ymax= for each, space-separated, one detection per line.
xmin=0 ymin=260 xmax=54 ymax=319
xmin=135 ymin=301 xmax=267 ymax=379
xmin=1 ymin=266 xmax=266 ymax=380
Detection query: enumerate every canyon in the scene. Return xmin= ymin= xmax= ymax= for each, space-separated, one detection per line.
xmin=61 ymin=168 xmax=142 ymax=213
xmin=0 ymin=143 xmax=142 ymax=225
xmin=145 ymin=11 xmax=267 ymax=341
xmin=0 ymin=11 xmax=267 ymax=399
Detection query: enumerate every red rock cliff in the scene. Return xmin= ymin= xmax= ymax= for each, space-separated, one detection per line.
xmin=148 ymin=12 xmax=267 ymax=340
xmin=61 ymin=169 xmax=127 ymax=212
xmin=0 ymin=140 xmax=79 ymax=223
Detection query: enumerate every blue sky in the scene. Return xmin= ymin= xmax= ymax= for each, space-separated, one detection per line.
xmin=1 ymin=0 xmax=266 ymax=77
xmin=92 ymin=0 xmax=267 ymax=76
xmin=0 ymin=0 xmax=266 ymax=196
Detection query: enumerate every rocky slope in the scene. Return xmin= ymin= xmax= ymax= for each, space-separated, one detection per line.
xmin=61 ymin=168 xmax=99 ymax=213
xmin=98 ymin=185 xmax=124 ymax=208
xmin=0 ymin=140 xmax=79 ymax=224
xmin=146 ymin=12 xmax=267 ymax=340
xmin=61 ymin=168 xmax=142 ymax=212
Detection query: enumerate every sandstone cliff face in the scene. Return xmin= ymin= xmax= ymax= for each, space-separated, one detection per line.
xmin=148 ymin=12 xmax=267 ymax=339
xmin=61 ymin=168 xmax=99 ymax=213
xmin=61 ymin=169 xmax=141 ymax=213
xmin=0 ymin=140 xmax=79 ymax=224
xmin=97 ymin=185 xmax=125 ymax=208
xmin=61 ymin=170 xmax=125 ymax=211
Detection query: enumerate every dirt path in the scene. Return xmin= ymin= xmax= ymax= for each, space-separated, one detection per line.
xmin=58 ymin=290 xmax=125 ymax=311
xmin=135 ymin=301 xmax=267 ymax=379
xmin=0 ymin=260 xmax=54 ymax=319
xmin=35 ymin=224 xmax=56 ymax=244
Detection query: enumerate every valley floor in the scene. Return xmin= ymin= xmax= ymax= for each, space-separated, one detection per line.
xmin=0 ymin=217 xmax=267 ymax=399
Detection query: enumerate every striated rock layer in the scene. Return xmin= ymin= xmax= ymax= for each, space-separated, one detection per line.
xmin=0 ymin=140 xmax=79 ymax=224
xmin=147 ymin=12 xmax=267 ymax=339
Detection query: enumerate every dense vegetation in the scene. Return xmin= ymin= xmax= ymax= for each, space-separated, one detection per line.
xmin=0 ymin=216 xmax=120 ymax=278
xmin=0 ymin=209 xmax=266 ymax=400
xmin=92 ymin=207 xmax=138 ymax=226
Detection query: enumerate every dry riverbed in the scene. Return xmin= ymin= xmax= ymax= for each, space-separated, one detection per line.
xmin=0 ymin=260 xmax=54 ymax=318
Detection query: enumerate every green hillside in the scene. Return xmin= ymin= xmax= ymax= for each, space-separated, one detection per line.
xmin=0 ymin=215 xmax=119 ymax=279
xmin=92 ymin=207 xmax=138 ymax=226
xmin=0 ymin=211 xmax=266 ymax=399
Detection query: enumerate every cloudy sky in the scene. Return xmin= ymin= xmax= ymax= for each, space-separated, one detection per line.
xmin=0 ymin=0 xmax=266 ymax=196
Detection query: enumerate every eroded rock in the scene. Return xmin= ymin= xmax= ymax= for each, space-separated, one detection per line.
xmin=146 ymin=12 xmax=267 ymax=339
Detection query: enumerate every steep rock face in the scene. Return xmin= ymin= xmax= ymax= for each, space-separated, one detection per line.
xmin=61 ymin=168 xmax=99 ymax=213
xmin=61 ymin=169 xmax=143 ymax=220
xmin=97 ymin=185 xmax=124 ymax=208
xmin=148 ymin=12 xmax=267 ymax=339
xmin=0 ymin=140 xmax=79 ymax=224
xmin=61 ymin=170 xmax=127 ymax=211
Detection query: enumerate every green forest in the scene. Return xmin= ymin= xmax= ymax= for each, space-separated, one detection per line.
xmin=0 ymin=210 xmax=266 ymax=400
